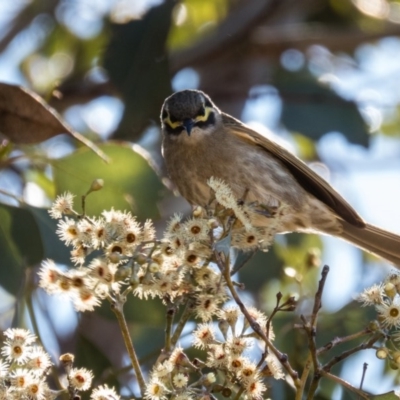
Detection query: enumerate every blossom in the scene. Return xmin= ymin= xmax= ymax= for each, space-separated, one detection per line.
xmin=9 ymin=368 xmax=35 ymax=390
xmin=72 ymin=287 xmax=101 ymax=312
xmin=56 ymin=218 xmax=81 ymax=246
xmin=48 ymin=192 xmax=75 ymax=219
xmin=144 ymin=379 xmax=169 ymax=400
xmin=172 ymin=373 xmax=188 ymax=388
xmin=243 ymin=377 xmax=267 ymax=399
xmin=183 ymin=218 xmax=210 ymax=242
xmin=68 ymin=367 xmax=93 ymax=391
xmin=264 ymin=354 xmax=285 ymax=380
xmin=90 ymin=384 xmax=121 ymax=400
xmin=376 ymin=299 xmax=400 ymax=328
xmin=26 ymin=346 xmax=52 ymax=371
xmin=192 ymin=324 xmax=216 ymax=349
xmin=356 ymin=284 xmax=384 ymax=306
xmin=38 ymin=259 xmax=65 ymax=294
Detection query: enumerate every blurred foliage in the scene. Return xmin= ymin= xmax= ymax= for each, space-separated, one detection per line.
xmin=0 ymin=0 xmax=400 ymax=398
xmin=52 ymin=142 xmax=167 ymax=219
xmin=167 ymin=0 xmax=230 ymax=50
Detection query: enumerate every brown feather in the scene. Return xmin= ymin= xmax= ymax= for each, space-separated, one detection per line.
xmin=222 ymin=113 xmax=366 ymax=228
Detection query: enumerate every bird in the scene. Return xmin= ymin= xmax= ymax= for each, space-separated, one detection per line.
xmin=160 ymin=89 xmax=400 ymax=265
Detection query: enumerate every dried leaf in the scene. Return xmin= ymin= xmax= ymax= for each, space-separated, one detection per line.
xmin=0 ymin=82 xmax=108 ymax=160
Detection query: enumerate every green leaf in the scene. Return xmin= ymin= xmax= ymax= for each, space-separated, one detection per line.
xmin=276 ymin=70 xmax=370 ymax=147
xmin=28 ymin=206 xmax=71 ymax=265
xmin=52 ymin=142 xmax=167 ymax=220
xmin=103 ymin=1 xmax=174 ymax=140
xmin=0 ymin=204 xmax=43 ymax=294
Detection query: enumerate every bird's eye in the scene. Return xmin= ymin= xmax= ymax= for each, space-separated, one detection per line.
xmin=169 ymin=114 xmax=178 ymax=123
xmin=198 ymin=106 xmax=205 ymax=116
xmin=204 ymin=98 xmax=213 ymax=108
xmin=162 ymin=109 xmax=168 ymax=120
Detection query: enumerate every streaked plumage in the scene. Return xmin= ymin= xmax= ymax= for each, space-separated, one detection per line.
xmin=161 ymin=89 xmax=400 ymax=265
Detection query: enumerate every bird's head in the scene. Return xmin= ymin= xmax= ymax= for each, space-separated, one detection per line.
xmin=160 ymin=90 xmax=219 ymax=137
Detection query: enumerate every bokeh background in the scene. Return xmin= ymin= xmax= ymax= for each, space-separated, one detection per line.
xmin=1 ymin=0 xmax=400 ymax=398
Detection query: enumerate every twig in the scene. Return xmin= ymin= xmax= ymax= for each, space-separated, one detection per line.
xmin=110 ymin=294 xmax=146 ymax=396
xmin=164 ymin=306 xmax=176 ymax=353
xmin=322 ymin=334 xmax=382 ymax=373
xmin=359 ymin=363 xmax=368 ymax=397
xmin=297 ymin=354 xmax=312 ymax=400
xmin=320 ymin=370 xmax=369 ymax=400
xmin=317 ymin=328 xmax=371 ymax=355
xmin=170 ymin=298 xmax=196 ymax=347
xmin=302 ymin=265 xmax=330 ymax=400
xmin=257 ymin=292 xmax=296 ymax=368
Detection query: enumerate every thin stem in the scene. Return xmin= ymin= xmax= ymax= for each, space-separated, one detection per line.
xmin=170 ymin=298 xmax=196 ymax=348
xmin=296 ymin=354 xmax=312 ymax=400
xmin=110 ymin=294 xmax=146 ymax=396
xmin=317 ymin=328 xmax=371 ymax=355
xmin=233 ymin=387 xmax=245 ymax=400
xmin=320 ymin=371 xmax=369 ymax=399
xmin=164 ymin=306 xmax=176 ymax=353
xmin=322 ymin=333 xmax=382 ymax=372
xmin=359 ymin=362 xmax=368 ymax=393
xmin=303 ymin=265 xmax=330 ymax=400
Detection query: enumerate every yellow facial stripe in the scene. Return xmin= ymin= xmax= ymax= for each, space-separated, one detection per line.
xmin=164 ymin=116 xmax=182 ymax=129
xmin=163 ymin=105 xmax=213 ymax=129
xmin=195 ymin=106 xmax=213 ymax=123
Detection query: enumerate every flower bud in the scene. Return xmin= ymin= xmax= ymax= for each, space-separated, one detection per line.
xmin=90 ymin=179 xmax=104 ymax=192
xmin=376 ymin=347 xmax=389 ymax=359
xmin=384 ymin=282 xmax=396 ymax=299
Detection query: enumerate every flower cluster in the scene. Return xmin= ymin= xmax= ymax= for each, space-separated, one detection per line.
xmin=41 ymin=179 xmax=282 ymax=312
xmin=0 ymin=328 xmax=119 ymax=400
xmin=356 ymin=271 xmax=400 ymax=368
xmin=145 ymin=303 xmax=282 ymax=400
xmin=0 ymin=328 xmax=53 ymax=399
xmin=39 ymin=179 xmax=287 ymax=399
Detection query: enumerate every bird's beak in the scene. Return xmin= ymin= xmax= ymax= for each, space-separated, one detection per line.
xmin=182 ymin=118 xmax=195 ymax=135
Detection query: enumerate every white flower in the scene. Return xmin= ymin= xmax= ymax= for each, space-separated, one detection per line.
xmin=90 ymin=384 xmax=121 ymax=400
xmin=68 ymin=367 xmax=93 ymax=391
xmin=48 ymin=192 xmax=75 ymax=219
xmin=376 ymin=299 xmax=400 ymax=328
xmin=172 ymin=373 xmax=188 ymax=388
xmin=145 ymin=379 xmax=169 ymax=400
xmin=356 ymin=284 xmax=384 ymax=306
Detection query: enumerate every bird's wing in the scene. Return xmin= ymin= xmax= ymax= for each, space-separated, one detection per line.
xmin=222 ymin=113 xmax=365 ymax=228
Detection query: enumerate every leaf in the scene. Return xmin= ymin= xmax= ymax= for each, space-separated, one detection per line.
xmin=276 ymin=70 xmax=370 ymax=147
xmin=215 ymin=233 xmax=232 ymax=257
xmin=0 ymin=82 xmax=108 ymax=160
xmin=52 ymin=142 xmax=167 ymax=220
xmin=103 ymin=0 xmax=174 ymax=139
xmin=0 ymin=204 xmax=43 ymax=294
xmin=28 ymin=206 xmax=71 ymax=265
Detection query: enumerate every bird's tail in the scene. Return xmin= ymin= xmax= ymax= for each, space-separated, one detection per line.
xmin=338 ymin=221 xmax=400 ymax=266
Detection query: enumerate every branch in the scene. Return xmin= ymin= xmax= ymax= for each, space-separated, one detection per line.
xmin=110 ymin=294 xmax=146 ymax=396
xmin=320 ymin=370 xmax=370 ymax=400
xmin=303 ymin=265 xmax=330 ymax=400
xmin=322 ymin=333 xmax=383 ymax=373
